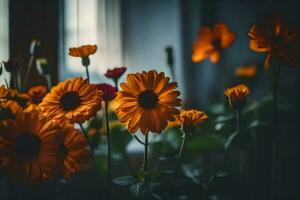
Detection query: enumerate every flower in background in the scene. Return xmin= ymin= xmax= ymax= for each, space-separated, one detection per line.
xmin=0 ymin=100 xmax=23 ymax=123
xmin=61 ymin=125 xmax=90 ymax=179
xmin=192 ymin=23 xmax=236 ymax=64
xmin=40 ymin=77 xmax=103 ymax=125
xmin=248 ymin=14 xmax=300 ymax=69
xmin=0 ymin=86 xmax=30 ymax=108
xmin=224 ymin=84 xmax=250 ymax=110
xmin=3 ymin=59 xmax=19 ymax=73
xmin=27 ymin=85 xmax=47 ymax=104
xmin=105 ymin=67 xmax=127 ymax=88
xmin=179 ymin=109 xmax=208 ymax=134
xmin=0 ymin=111 xmax=64 ymax=184
xmin=115 ymin=70 xmax=182 ymax=134
xmin=96 ymin=83 xmax=117 ymax=101
xmin=235 ymin=65 xmax=257 ymax=78
xmin=69 ymin=45 xmax=97 ymax=58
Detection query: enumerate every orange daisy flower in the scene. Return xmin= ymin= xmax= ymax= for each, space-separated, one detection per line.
xmin=224 ymin=84 xmax=250 ymax=110
xmin=248 ymin=14 xmax=300 ymax=69
xmin=235 ymin=65 xmax=257 ymax=78
xmin=192 ymin=23 xmax=236 ymax=64
xmin=39 ymin=77 xmax=103 ymax=125
xmin=0 ymin=100 xmax=23 ymax=124
xmin=27 ymin=85 xmax=48 ymax=104
xmin=115 ymin=70 xmax=182 ymax=134
xmin=61 ymin=125 xmax=90 ymax=179
xmin=0 ymin=111 xmax=64 ymax=184
xmin=69 ymin=45 xmax=97 ymax=58
xmin=0 ymin=86 xmax=30 ymax=108
xmin=179 ymin=109 xmax=208 ymax=134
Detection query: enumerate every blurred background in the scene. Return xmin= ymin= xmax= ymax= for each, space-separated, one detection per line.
xmin=0 ymin=0 xmax=300 ymax=199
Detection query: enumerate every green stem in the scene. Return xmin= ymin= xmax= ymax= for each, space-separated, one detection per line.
xmin=134 ymin=135 xmax=145 ymax=145
xmin=105 ymin=101 xmax=111 ymax=178
xmin=271 ymin=63 xmax=281 ymax=200
xmin=176 ymin=132 xmax=186 ymax=158
xmin=23 ymin=55 xmax=35 ymax=89
xmin=79 ymin=123 xmax=94 ymax=154
xmin=236 ymin=109 xmax=241 ymax=134
xmin=85 ymin=65 xmax=90 ymax=83
xmin=143 ymin=134 xmax=149 ymax=171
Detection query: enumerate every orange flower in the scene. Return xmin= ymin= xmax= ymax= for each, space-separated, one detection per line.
xmin=115 ymin=70 xmax=182 ymax=134
xmin=69 ymin=45 xmax=97 ymax=57
xmin=192 ymin=23 xmax=235 ymax=64
xmin=27 ymin=85 xmax=48 ymax=104
xmin=62 ymin=125 xmax=90 ymax=179
xmin=0 ymin=100 xmax=23 ymax=124
xmin=0 ymin=86 xmax=30 ymax=108
xmin=224 ymin=84 xmax=250 ymax=110
xmin=248 ymin=14 xmax=300 ymax=69
xmin=235 ymin=65 xmax=257 ymax=78
xmin=39 ymin=77 xmax=103 ymax=125
xmin=0 ymin=111 xmax=64 ymax=184
xmin=179 ymin=109 xmax=208 ymax=134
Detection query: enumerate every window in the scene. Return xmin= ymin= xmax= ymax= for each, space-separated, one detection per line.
xmin=0 ymin=0 xmax=9 ymax=86
xmin=60 ymin=0 xmax=123 ymax=82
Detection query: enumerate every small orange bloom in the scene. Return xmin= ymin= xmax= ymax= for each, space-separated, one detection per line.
xmin=248 ymin=14 xmax=300 ymax=69
xmin=235 ymin=65 xmax=257 ymax=78
xmin=62 ymin=125 xmax=90 ymax=179
xmin=0 ymin=100 xmax=23 ymax=124
xmin=224 ymin=84 xmax=250 ymax=110
xmin=0 ymin=86 xmax=30 ymax=108
xmin=27 ymin=85 xmax=48 ymax=104
xmin=179 ymin=109 xmax=208 ymax=134
xmin=192 ymin=23 xmax=236 ymax=64
xmin=69 ymin=45 xmax=97 ymax=57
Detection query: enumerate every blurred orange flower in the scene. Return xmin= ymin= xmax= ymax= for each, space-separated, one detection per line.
xmin=40 ymin=77 xmax=103 ymax=125
xmin=0 ymin=100 xmax=23 ymax=124
xmin=115 ymin=70 xmax=182 ymax=134
xmin=224 ymin=84 xmax=250 ymax=109
xmin=0 ymin=111 xmax=64 ymax=184
xmin=0 ymin=86 xmax=30 ymax=108
xmin=248 ymin=14 xmax=300 ymax=69
xmin=192 ymin=23 xmax=236 ymax=64
xmin=69 ymin=45 xmax=97 ymax=57
xmin=62 ymin=125 xmax=90 ymax=179
xmin=179 ymin=109 xmax=208 ymax=134
xmin=27 ymin=85 xmax=47 ymax=104
xmin=235 ymin=65 xmax=257 ymax=78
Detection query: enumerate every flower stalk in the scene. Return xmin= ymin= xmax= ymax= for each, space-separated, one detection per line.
xmin=176 ymin=132 xmax=187 ymax=158
xmin=105 ymin=100 xmax=111 ymax=178
xmin=143 ymin=134 xmax=149 ymax=171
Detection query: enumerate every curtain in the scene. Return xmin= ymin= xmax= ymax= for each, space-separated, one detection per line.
xmin=0 ymin=0 xmax=9 ymax=86
xmin=60 ymin=0 xmax=123 ymax=82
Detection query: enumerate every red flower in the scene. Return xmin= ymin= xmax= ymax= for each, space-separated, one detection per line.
xmin=105 ymin=67 xmax=127 ymax=80
xmin=96 ymin=83 xmax=117 ymax=101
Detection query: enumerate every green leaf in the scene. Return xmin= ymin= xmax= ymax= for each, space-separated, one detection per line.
xmin=224 ymin=132 xmax=238 ymax=150
xmin=246 ymin=120 xmax=268 ymax=130
xmin=181 ymin=163 xmax=202 ymax=184
xmin=112 ymin=176 xmax=138 ymax=186
xmin=187 ymin=134 xmax=225 ymax=153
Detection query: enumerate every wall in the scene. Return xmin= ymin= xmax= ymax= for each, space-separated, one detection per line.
xmin=121 ymin=0 xmax=184 ymax=96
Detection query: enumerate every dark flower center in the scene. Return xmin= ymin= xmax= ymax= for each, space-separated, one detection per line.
xmin=0 ymin=107 xmax=14 ymax=120
xmin=60 ymin=91 xmax=81 ymax=111
xmin=212 ymin=39 xmax=221 ymax=50
xmin=270 ymin=35 xmax=284 ymax=46
xmin=138 ymin=90 xmax=158 ymax=109
xmin=14 ymin=133 xmax=41 ymax=160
